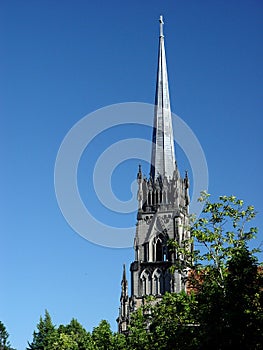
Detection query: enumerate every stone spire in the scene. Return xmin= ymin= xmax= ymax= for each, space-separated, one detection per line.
xmin=150 ymin=15 xmax=176 ymax=180
xmin=121 ymin=264 xmax=128 ymax=295
xmin=117 ymin=264 xmax=129 ymax=334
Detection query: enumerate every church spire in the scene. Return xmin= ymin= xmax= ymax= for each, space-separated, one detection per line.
xmin=122 ymin=264 xmax=127 ymax=289
xmin=118 ymin=264 xmax=129 ymax=334
xmin=120 ymin=264 xmax=128 ymax=303
xmin=150 ymin=15 xmax=176 ymax=180
xmin=118 ymin=17 xmax=191 ymax=334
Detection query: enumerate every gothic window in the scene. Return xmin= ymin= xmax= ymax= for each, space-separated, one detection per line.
xmin=156 ymin=237 xmax=163 ymax=261
xmin=140 ymin=269 xmax=151 ymax=296
xmin=143 ymin=243 xmax=149 ymax=262
xmin=153 ymin=275 xmax=158 ymax=294
xmin=142 ymin=276 xmax=147 ymax=295
xmin=148 ymin=191 xmax=152 ymax=206
xmin=153 ymin=190 xmax=156 ymax=206
xmin=152 ymin=268 xmax=162 ymax=295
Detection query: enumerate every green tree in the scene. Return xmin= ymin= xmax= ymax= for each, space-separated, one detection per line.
xmin=180 ymin=193 xmax=262 ymax=349
xmin=58 ymin=318 xmax=93 ymax=350
xmin=127 ymin=305 xmax=150 ymax=350
xmin=189 ymin=193 xmax=258 ymax=290
xmin=91 ymin=320 xmax=114 ymax=350
xmin=195 ymin=245 xmax=263 ymax=350
xmin=150 ymin=193 xmax=263 ymax=349
xmin=49 ymin=333 xmax=77 ymax=350
xmin=170 ymin=193 xmax=259 ymax=292
xmin=126 ymin=293 xmax=199 ymax=350
xmin=0 ymin=321 xmax=15 ymax=350
xmin=149 ymin=292 xmax=198 ymax=350
xmin=223 ymin=245 xmax=263 ymax=349
xmin=27 ymin=310 xmax=58 ymax=350
xmin=111 ymin=332 xmax=127 ymax=350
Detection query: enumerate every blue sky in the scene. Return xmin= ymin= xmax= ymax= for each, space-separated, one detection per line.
xmin=1 ymin=1 xmax=263 ymax=349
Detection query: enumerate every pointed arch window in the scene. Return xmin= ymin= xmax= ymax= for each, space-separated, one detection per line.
xmin=156 ymin=238 xmax=163 ymax=261
xmin=142 ymin=276 xmax=147 ymax=295
xmin=152 ymin=268 xmax=163 ymax=295
xmin=154 ymin=233 xmax=170 ymax=262
xmin=148 ymin=191 xmax=152 ymax=206
xmin=140 ymin=269 xmax=151 ymax=296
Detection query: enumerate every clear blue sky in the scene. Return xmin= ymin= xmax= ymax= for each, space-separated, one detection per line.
xmin=1 ymin=1 xmax=263 ymax=349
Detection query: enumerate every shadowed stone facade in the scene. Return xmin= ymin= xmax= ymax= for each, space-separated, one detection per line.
xmin=118 ymin=16 xmax=191 ymax=334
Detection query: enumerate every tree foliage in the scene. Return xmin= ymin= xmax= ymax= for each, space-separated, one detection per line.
xmin=171 ymin=193 xmax=263 ymax=349
xmin=58 ymin=319 xmax=92 ymax=350
xmin=148 ymin=292 xmax=198 ymax=350
xmin=223 ymin=246 xmax=263 ymax=348
xmin=27 ymin=310 xmax=57 ymax=350
xmin=0 ymin=321 xmax=15 ymax=350
xmin=50 ymin=332 xmax=78 ymax=350
xmin=26 ymin=315 xmax=127 ymax=350
xmin=126 ymin=306 xmax=149 ymax=350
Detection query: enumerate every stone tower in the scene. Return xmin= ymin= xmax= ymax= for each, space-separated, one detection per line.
xmin=118 ymin=16 xmax=190 ymax=332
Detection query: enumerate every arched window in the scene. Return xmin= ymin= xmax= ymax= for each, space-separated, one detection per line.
xmin=143 ymin=243 xmax=149 ymax=262
xmin=152 ymin=269 xmax=162 ymax=295
xmin=140 ymin=269 xmax=151 ymax=296
xmin=156 ymin=237 xmax=163 ymax=261
xmin=142 ymin=276 xmax=147 ymax=295
xmin=153 ymin=190 xmax=156 ymax=206
xmin=148 ymin=191 xmax=152 ymax=206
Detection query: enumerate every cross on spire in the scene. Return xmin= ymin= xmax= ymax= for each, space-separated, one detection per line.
xmin=159 ymin=15 xmax=164 ymax=37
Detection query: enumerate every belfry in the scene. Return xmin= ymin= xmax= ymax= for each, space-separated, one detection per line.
xmin=117 ymin=16 xmax=190 ymax=334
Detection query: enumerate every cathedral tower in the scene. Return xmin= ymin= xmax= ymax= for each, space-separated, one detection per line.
xmin=118 ymin=16 xmax=190 ymax=332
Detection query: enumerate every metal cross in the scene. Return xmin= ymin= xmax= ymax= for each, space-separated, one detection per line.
xmin=159 ymin=15 xmax=164 ymax=37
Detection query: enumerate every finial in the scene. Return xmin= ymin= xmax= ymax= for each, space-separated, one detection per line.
xmin=122 ymin=264 xmax=127 ymax=281
xmin=159 ymin=15 xmax=164 ymax=37
xmin=137 ymin=164 xmax=142 ymax=180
